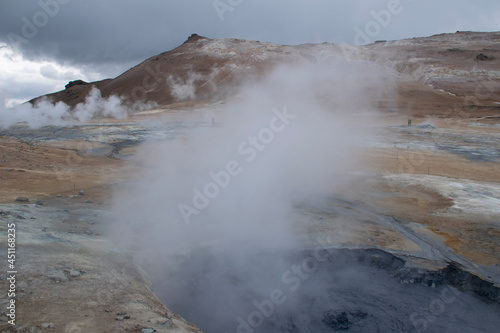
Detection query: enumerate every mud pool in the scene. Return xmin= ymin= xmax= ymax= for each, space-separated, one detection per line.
xmin=149 ymin=248 xmax=500 ymax=333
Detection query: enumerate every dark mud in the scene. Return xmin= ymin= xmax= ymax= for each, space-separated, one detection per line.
xmin=150 ymin=248 xmax=500 ymax=333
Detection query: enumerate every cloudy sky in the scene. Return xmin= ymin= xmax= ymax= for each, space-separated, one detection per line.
xmin=0 ymin=0 xmax=499 ymax=106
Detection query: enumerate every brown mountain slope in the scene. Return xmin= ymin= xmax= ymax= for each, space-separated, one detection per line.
xmin=30 ymin=32 xmax=500 ymax=117
xmin=30 ymin=34 xmax=282 ymax=107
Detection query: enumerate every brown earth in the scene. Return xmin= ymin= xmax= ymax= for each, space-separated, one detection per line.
xmin=0 ymin=137 xmax=121 ymax=203
xmin=0 ymin=133 xmax=203 ymax=332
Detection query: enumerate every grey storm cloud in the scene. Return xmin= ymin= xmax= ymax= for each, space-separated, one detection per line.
xmin=1 ymin=1 xmax=499 ymax=63
xmin=0 ymin=0 xmax=499 ymax=98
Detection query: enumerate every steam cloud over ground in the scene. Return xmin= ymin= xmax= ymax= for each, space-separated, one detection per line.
xmin=111 ymin=58 xmax=389 ymax=252
xmin=109 ymin=59 xmax=397 ymax=331
xmin=0 ymin=87 xmax=134 ymax=129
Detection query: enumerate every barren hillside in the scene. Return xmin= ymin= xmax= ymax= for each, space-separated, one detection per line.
xmin=30 ymin=32 xmax=500 ymax=115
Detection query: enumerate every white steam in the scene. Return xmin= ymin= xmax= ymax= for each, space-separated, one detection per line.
xmin=72 ymin=87 xmax=130 ymax=122
xmin=167 ymin=68 xmax=222 ymax=102
xmin=167 ymin=73 xmax=204 ymax=101
xmin=0 ymin=87 xmax=135 ymax=129
xmin=109 ymin=57 xmax=396 ymax=330
xmin=112 ymin=57 xmax=393 ymax=249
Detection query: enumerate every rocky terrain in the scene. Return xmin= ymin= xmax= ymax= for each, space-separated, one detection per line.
xmin=1 ymin=31 xmax=500 ymax=332
xmin=30 ymin=32 xmax=500 ymax=111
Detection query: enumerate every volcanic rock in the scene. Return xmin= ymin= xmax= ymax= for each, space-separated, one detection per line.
xmin=65 ymin=80 xmax=89 ymax=90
